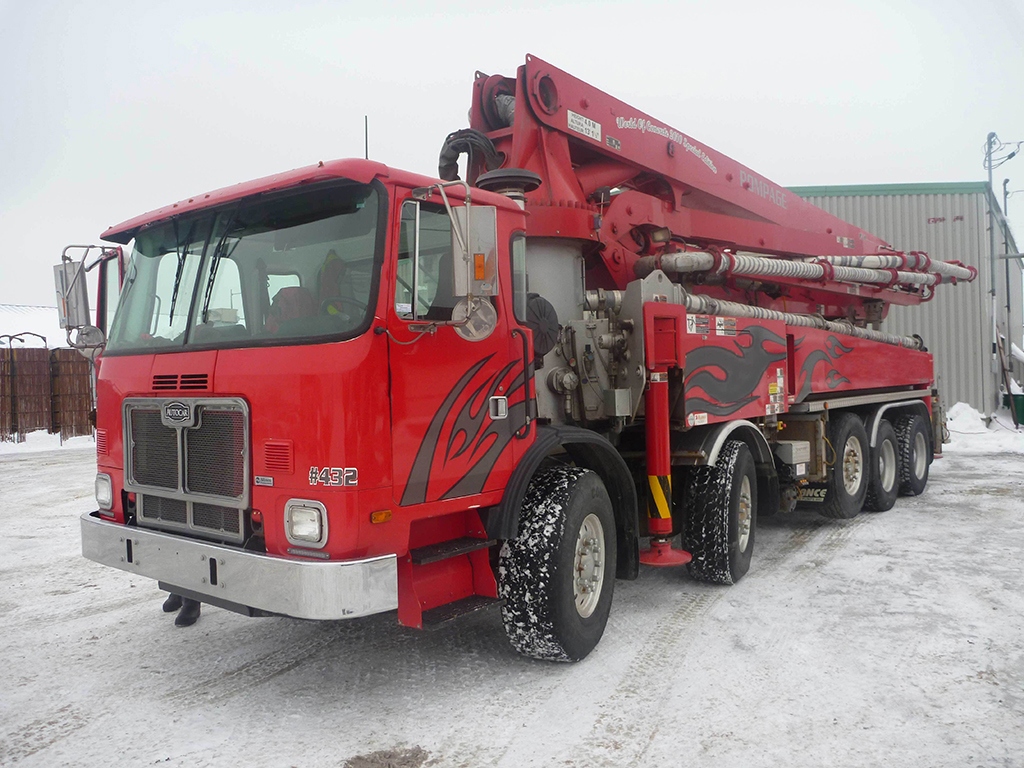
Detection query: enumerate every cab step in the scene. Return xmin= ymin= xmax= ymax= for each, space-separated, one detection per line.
xmin=409 ymin=537 xmax=496 ymax=565
xmin=422 ymin=595 xmax=503 ymax=630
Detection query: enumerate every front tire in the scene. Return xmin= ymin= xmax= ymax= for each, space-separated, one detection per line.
xmin=499 ymin=467 xmax=616 ymax=662
xmin=820 ymin=412 xmax=869 ymax=519
xmin=895 ymin=414 xmax=931 ymax=496
xmin=684 ymin=440 xmax=756 ymax=585
xmin=864 ymin=418 xmax=899 ymax=512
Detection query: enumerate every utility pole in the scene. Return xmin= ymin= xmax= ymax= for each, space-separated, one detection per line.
xmin=987 ymin=133 xmax=998 ymax=408
xmin=1005 ymin=179 xmax=1012 ymax=329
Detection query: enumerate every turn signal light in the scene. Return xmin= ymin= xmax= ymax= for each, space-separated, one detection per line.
xmin=370 ymin=509 xmax=392 ymax=524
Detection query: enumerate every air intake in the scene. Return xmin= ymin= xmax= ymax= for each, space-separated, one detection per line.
xmin=151 ymin=374 xmax=209 ymax=391
xmin=263 ymin=440 xmax=294 ymax=474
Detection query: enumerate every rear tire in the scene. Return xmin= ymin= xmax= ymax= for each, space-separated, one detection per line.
xmin=895 ymin=414 xmax=931 ymax=496
xmin=864 ymin=419 xmax=899 ymax=512
xmin=499 ymin=466 xmax=616 ymax=662
xmin=684 ymin=440 xmax=756 ymax=585
xmin=820 ymin=412 xmax=869 ymax=519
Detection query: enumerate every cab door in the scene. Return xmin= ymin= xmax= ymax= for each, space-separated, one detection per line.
xmin=387 ymin=194 xmax=523 ymax=507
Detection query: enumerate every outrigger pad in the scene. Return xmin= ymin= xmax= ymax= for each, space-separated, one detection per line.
xmin=638 ymin=540 xmax=693 ymax=567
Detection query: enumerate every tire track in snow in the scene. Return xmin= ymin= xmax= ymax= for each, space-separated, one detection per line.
xmin=0 ymin=704 xmax=88 ymax=764
xmin=544 ymin=589 xmax=720 ymax=768
xmin=454 ymin=521 xmax=835 ymax=767
xmin=6 ymin=592 xmax=151 ymax=631
xmin=555 ymin=514 xmax=863 ymax=768
xmin=163 ymin=625 xmax=345 ymax=707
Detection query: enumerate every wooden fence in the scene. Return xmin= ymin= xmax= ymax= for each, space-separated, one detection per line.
xmin=0 ymin=347 xmax=94 ymax=442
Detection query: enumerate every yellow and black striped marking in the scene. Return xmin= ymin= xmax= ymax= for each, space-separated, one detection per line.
xmin=647 ymin=474 xmax=672 ymax=519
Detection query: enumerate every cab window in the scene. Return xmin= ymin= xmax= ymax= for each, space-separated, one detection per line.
xmin=395 ymin=201 xmax=456 ymax=321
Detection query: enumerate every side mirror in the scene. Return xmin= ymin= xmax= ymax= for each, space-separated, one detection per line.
xmin=72 ymin=326 xmax=107 ymax=361
xmin=54 ymin=261 xmax=91 ymax=330
xmin=54 ymin=245 xmax=122 ymax=349
xmin=451 ymin=205 xmax=498 ymax=298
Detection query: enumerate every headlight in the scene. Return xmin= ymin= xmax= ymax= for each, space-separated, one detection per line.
xmin=95 ymin=473 xmax=113 ymax=511
xmin=285 ymin=500 xmax=328 ymax=548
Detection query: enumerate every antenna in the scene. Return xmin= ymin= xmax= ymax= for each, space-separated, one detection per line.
xmin=364 ymin=115 xmax=368 ymax=160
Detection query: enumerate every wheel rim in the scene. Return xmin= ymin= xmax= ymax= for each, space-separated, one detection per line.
xmin=914 ymin=432 xmax=928 ymax=479
xmin=574 ymin=513 xmax=606 ymax=619
xmin=843 ymin=435 xmax=864 ymax=496
xmin=738 ymin=475 xmax=752 ymax=553
xmin=879 ymin=439 xmax=896 ymax=492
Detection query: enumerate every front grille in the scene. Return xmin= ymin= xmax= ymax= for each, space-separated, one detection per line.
xmin=186 ymin=411 xmax=245 ymax=497
xmin=193 ymin=502 xmax=242 ymax=534
xmin=126 ymin=397 xmax=249 ymax=544
xmin=140 ymin=495 xmax=187 ymax=525
xmin=130 ymin=410 xmax=178 ymax=489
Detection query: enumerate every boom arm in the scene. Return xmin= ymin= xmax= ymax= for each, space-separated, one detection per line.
xmin=463 ymin=55 xmax=973 ymax=317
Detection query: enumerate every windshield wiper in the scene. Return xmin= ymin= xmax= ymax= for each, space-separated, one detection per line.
xmin=199 ymin=205 xmax=243 ymax=324
xmin=167 ymin=219 xmax=195 ymax=325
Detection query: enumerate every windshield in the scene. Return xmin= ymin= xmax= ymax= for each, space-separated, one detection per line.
xmin=105 ymin=181 xmax=384 ymax=354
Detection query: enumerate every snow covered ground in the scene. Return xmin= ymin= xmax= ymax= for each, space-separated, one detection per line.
xmin=1 ymin=411 xmax=1022 ymax=768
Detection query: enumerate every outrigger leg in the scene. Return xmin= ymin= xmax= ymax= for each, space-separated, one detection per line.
xmin=639 ymin=367 xmax=691 ymax=567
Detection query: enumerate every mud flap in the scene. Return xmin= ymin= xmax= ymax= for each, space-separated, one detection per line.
xmin=796 ymin=481 xmax=831 ymax=507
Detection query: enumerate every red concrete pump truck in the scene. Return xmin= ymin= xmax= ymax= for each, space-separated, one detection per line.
xmin=55 ymin=56 xmax=975 ymax=661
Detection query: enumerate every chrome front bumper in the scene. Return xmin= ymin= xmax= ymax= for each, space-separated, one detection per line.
xmin=80 ymin=512 xmax=398 ymax=620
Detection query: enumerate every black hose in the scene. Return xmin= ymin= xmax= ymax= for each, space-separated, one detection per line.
xmin=438 ymin=129 xmax=505 ymax=182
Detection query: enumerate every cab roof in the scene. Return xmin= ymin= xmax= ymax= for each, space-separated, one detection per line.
xmin=101 ymin=158 xmax=520 ymax=244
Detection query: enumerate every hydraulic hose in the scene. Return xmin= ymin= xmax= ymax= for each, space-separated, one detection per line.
xmin=438 ymin=129 xmax=504 ymax=182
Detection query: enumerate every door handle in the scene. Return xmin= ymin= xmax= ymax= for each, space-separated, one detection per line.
xmin=489 ymin=396 xmax=508 ymax=420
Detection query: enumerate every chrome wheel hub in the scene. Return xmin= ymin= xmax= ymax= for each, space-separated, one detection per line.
xmin=879 ymin=439 xmax=896 ymax=493
xmin=914 ymin=432 xmax=928 ymax=479
xmin=843 ymin=435 xmax=864 ymax=496
xmin=574 ymin=513 xmax=606 ymax=618
xmin=738 ymin=475 xmax=752 ymax=553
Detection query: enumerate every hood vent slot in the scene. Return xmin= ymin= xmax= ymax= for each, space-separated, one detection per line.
xmin=152 ymin=374 xmax=178 ymax=391
xmin=262 ymin=440 xmax=294 ymax=474
xmin=151 ymin=374 xmax=210 ymax=391
xmin=180 ymin=374 xmax=209 ymax=390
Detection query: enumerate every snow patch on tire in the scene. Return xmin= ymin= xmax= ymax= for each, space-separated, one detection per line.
xmin=499 ymin=466 xmax=609 ymax=662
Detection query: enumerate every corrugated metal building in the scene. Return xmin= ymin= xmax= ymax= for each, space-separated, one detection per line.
xmin=789 ymin=182 xmax=1022 ymax=414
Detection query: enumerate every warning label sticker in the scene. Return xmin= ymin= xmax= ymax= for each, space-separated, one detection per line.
xmin=715 ymin=317 xmax=737 ymax=336
xmin=686 ymin=412 xmax=708 ymax=426
xmin=567 ymin=110 xmax=601 ymax=142
xmin=686 ymin=315 xmax=711 ymax=335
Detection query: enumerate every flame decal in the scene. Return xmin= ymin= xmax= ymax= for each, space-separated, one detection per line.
xmin=795 ymin=334 xmax=854 ymax=401
xmin=402 ymin=355 xmax=531 ymax=506
xmin=684 ymin=326 xmax=787 ymax=416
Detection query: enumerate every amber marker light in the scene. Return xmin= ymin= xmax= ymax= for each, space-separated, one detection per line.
xmin=370 ymin=509 xmax=392 ymax=524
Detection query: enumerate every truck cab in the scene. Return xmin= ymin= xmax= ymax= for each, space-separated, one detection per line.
xmin=76 ymin=159 xmax=540 ymax=630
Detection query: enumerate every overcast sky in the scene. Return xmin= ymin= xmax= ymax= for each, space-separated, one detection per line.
xmin=2 ymin=0 xmax=1023 ymax=307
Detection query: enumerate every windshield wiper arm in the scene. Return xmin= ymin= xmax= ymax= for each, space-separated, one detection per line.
xmin=167 ymin=219 xmax=195 ymax=325
xmin=199 ymin=205 xmax=242 ymax=324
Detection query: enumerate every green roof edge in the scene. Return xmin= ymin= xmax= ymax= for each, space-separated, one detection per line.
xmin=787 ymin=181 xmax=990 ymax=197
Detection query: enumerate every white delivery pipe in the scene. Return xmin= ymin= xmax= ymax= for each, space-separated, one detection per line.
xmin=636 ymin=251 xmax=945 ymax=288
xmin=585 ymin=283 xmax=924 ymax=350
xmin=635 ymin=251 xmax=977 ymax=288
xmin=799 ymin=254 xmax=976 ymax=282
